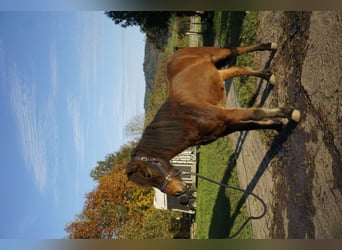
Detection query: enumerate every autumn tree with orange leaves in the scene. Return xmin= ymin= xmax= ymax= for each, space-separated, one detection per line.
xmin=65 ymin=143 xmax=182 ymax=239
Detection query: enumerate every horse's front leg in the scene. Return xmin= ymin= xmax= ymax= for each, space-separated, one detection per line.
xmin=221 ymin=107 xmax=301 ymax=123
xmin=218 ymin=107 xmax=301 ymax=134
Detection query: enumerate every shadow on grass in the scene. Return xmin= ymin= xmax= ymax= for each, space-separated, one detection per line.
xmin=207 ymin=154 xmax=237 ymax=238
xmin=208 ymin=120 xmax=299 ymax=238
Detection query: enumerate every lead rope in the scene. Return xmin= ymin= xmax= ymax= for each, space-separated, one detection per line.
xmin=188 ymin=172 xmax=267 ymax=239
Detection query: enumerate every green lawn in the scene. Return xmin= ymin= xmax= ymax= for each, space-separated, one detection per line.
xmin=194 ymin=11 xmax=259 ymax=239
xmin=195 ymin=137 xmax=253 ymax=239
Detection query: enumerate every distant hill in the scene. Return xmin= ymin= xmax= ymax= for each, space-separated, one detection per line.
xmin=143 ymin=38 xmax=162 ymax=111
xmin=142 ymin=37 xmax=171 ymax=127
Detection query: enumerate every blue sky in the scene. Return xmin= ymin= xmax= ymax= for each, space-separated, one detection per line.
xmin=0 ymin=12 xmax=146 ymax=239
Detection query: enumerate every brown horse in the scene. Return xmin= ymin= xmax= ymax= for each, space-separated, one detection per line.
xmin=126 ymin=43 xmax=300 ymax=196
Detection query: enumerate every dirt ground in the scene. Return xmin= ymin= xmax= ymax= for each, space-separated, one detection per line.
xmin=227 ymin=11 xmax=342 ymax=239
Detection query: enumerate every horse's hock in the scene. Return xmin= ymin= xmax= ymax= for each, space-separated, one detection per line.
xmin=230 ymin=11 xmax=341 ymax=239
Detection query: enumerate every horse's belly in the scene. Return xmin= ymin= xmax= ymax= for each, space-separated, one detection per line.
xmin=169 ymin=63 xmax=226 ymax=106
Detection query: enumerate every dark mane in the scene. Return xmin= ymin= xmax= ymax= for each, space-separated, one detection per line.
xmin=132 ymin=100 xmax=191 ymax=160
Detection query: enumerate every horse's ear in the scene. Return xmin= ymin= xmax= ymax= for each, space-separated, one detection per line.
xmin=126 ymin=161 xmax=139 ymax=178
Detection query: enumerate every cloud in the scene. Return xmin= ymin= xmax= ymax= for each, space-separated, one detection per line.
xmin=66 ymin=94 xmax=85 ymax=197
xmin=51 ymin=162 xmax=60 ymax=207
xmin=49 ymin=45 xmax=60 ymax=206
xmin=10 ymin=64 xmax=48 ymax=193
xmin=8 ymin=47 xmax=60 ymax=199
xmin=63 ymin=13 xmax=104 ymax=197
xmin=67 ymin=95 xmax=85 ymax=167
xmin=77 ymin=13 xmax=102 ymax=100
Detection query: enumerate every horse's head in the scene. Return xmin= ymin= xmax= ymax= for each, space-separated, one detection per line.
xmin=126 ymin=157 xmax=187 ymax=196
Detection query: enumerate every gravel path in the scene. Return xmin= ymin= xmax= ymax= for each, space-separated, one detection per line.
xmin=226 ymin=11 xmax=342 ymax=239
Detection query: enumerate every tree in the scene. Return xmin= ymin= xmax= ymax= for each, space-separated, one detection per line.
xmin=66 ymin=159 xmax=183 ymax=239
xmin=124 ymin=114 xmax=145 ymax=140
xmin=90 ymin=141 xmax=137 ymax=181
xmin=104 ymin=11 xmax=212 ymax=49
xmin=89 ymin=159 xmax=112 ymax=182
xmin=122 ymin=207 xmax=180 ymax=239
xmin=140 ymin=208 xmax=181 ymax=239
xmin=66 ymin=162 xmax=157 ymax=239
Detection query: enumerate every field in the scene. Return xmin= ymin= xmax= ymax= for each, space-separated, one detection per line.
xmin=194 ymin=11 xmax=257 ymax=239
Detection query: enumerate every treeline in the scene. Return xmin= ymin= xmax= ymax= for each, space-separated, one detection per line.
xmin=105 ymin=11 xmax=211 ymax=49
xmin=143 ymin=38 xmax=161 ymax=112
xmin=143 ymin=40 xmax=171 ymax=125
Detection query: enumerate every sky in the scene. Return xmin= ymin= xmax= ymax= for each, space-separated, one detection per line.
xmin=0 ymin=12 xmax=146 ymax=239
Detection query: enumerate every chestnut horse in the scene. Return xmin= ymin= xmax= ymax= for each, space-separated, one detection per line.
xmin=126 ymin=43 xmax=300 ymax=196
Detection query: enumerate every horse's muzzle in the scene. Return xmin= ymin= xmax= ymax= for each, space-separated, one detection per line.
xmin=176 ymin=186 xmax=197 ymax=205
xmin=173 ymin=183 xmax=187 ymax=196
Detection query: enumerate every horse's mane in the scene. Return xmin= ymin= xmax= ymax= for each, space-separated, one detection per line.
xmin=132 ymin=99 xmax=191 ymax=159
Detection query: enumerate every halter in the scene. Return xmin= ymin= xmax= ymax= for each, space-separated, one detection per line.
xmin=131 ymin=156 xmax=182 ymax=193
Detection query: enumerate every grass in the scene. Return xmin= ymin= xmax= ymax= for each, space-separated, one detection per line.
xmin=212 ymin=11 xmax=259 ymax=108
xmin=195 ymin=137 xmax=253 ymax=239
xmin=194 ymin=11 xmax=260 ymax=239
xmin=233 ymin=11 xmax=259 ymax=108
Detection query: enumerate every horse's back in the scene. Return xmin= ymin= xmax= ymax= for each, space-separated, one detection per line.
xmin=166 ymin=48 xmax=226 ymax=106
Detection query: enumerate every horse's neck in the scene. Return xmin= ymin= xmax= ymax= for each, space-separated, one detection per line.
xmin=133 ymin=102 xmax=189 ymax=160
xmin=133 ymin=124 xmax=187 ymax=160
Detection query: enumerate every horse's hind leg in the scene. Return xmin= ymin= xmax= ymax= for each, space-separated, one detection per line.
xmin=214 ymin=42 xmax=277 ymax=62
xmin=216 ymin=43 xmax=278 ymax=67
xmin=175 ymin=43 xmax=277 ymax=64
xmin=176 ymin=47 xmax=236 ymax=63
xmin=219 ymin=66 xmax=276 ymax=84
xmin=235 ymin=42 xmax=277 ymax=55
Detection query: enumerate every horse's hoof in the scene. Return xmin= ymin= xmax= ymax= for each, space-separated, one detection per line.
xmin=269 ymin=74 xmax=276 ymax=84
xmin=291 ymin=109 xmax=301 ymax=122
xmin=271 ymin=42 xmax=278 ymax=50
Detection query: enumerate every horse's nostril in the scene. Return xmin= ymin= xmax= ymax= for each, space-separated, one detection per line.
xmin=177 ymin=193 xmax=190 ymax=204
xmin=174 ymin=190 xmax=185 ymax=196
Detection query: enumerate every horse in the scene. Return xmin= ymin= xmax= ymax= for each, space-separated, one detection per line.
xmin=126 ymin=43 xmax=300 ymax=197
